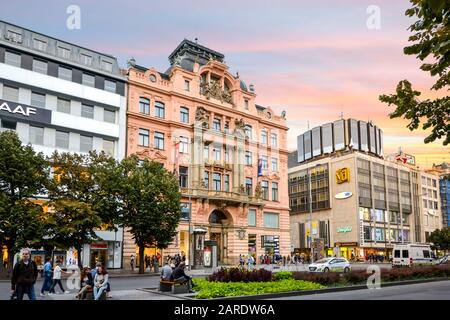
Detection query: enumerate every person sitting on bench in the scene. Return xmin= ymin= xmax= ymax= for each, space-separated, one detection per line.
xmin=76 ymin=267 xmax=94 ymax=300
xmin=161 ymin=261 xmax=172 ymax=281
xmin=171 ymin=262 xmax=193 ymax=291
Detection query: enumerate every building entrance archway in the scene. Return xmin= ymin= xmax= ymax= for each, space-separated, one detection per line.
xmin=208 ymin=209 xmax=233 ymax=264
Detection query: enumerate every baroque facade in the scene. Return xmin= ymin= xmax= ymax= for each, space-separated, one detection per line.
xmin=124 ymin=39 xmax=290 ymax=266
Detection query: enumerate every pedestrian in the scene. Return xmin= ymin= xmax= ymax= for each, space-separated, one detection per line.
xmin=10 ymin=248 xmax=38 ymax=300
xmin=48 ymin=260 xmax=69 ymax=295
xmin=93 ymin=265 xmax=109 ymax=300
xmin=172 ymin=262 xmax=193 ymax=292
xmin=161 ymin=261 xmax=172 ymax=281
xmin=144 ymin=255 xmax=150 ymax=270
xmin=76 ymin=267 xmax=94 ymax=300
xmin=239 ymin=254 xmax=244 ymax=267
xmin=130 ymin=254 xmax=135 ymax=272
xmin=40 ymin=256 xmax=53 ymax=296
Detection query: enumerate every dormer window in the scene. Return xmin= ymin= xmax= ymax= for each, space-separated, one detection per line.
xmin=149 ymin=74 xmax=157 ymax=82
xmin=33 ymin=38 xmax=47 ymax=51
xmin=6 ymin=30 xmax=22 ymax=43
xmin=244 ymin=100 xmax=249 ymax=110
xmin=184 ymin=80 xmax=190 ymax=91
xmin=101 ymin=60 xmax=113 ymax=72
xmin=81 ymin=54 xmax=92 ymax=65
xmin=57 ymin=46 xmax=71 ymax=59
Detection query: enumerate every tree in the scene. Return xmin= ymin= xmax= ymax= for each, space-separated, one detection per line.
xmin=118 ymin=156 xmax=181 ymax=274
xmin=379 ymin=0 xmax=450 ymax=146
xmin=0 ymin=131 xmax=49 ymax=277
xmin=428 ymin=226 xmax=450 ymax=253
xmin=46 ymin=151 xmax=121 ymax=268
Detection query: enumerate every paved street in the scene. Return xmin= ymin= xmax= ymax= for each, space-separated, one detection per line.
xmin=271 ymin=280 xmax=450 ymax=300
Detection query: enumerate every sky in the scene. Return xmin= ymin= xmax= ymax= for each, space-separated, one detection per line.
xmin=1 ymin=0 xmax=448 ymax=168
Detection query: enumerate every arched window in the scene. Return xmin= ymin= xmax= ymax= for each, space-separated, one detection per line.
xmin=244 ymin=125 xmax=253 ymax=139
xmin=155 ymin=101 xmax=165 ymax=119
xmin=139 ymin=97 xmax=150 ymax=115
xmin=180 ymin=107 xmax=189 ymax=123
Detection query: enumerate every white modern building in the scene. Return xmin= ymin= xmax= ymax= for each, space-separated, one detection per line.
xmin=0 ymin=20 xmax=126 ymax=268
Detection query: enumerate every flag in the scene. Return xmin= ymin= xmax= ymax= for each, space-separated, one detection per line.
xmin=258 ymin=158 xmax=262 ymax=177
xmin=174 ymin=140 xmax=180 ymax=173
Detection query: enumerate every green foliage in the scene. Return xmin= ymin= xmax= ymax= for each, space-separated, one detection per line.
xmin=0 ymin=131 xmax=49 ymax=270
xmin=428 ymin=226 xmax=450 ymax=251
xmin=118 ymin=155 xmax=181 ymax=273
xmin=192 ymin=278 xmax=325 ymax=299
xmin=379 ymin=0 xmax=450 ymax=146
xmin=273 ymin=271 xmax=293 ymax=281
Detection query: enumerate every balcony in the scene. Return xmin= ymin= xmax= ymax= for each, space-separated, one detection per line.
xmin=181 ymin=188 xmax=264 ymax=207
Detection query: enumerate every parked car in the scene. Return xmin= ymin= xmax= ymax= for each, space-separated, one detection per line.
xmin=392 ymin=244 xmax=437 ymax=267
xmin=308 ymin=257 xmax=351 ymax=273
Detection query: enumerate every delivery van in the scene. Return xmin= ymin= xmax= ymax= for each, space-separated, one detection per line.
xmin=392 ymin=244 xmax=436 ymax=267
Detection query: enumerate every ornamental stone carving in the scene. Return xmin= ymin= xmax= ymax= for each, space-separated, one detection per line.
xmin=200 ymin=81 xmax=233 ymax=104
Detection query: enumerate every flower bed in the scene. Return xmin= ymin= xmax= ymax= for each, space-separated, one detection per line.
xmin=193 ymin=278 xmax=325 ymax=299
xmin=208 ymin=267 xmax=273 ymax=282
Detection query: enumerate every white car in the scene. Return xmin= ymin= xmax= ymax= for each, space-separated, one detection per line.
xmin=308 ymin=257 xmax=351 ymax=273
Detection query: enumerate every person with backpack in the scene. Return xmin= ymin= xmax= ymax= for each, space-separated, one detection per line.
xmin=10 ymin=248 xmax=38 ymax=300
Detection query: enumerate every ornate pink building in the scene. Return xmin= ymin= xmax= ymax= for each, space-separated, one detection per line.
xmin=124 ymin=40 xmax=290 ymax=266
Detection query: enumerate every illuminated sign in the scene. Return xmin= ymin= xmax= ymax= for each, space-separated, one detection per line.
xmin=336 ymin=168 xmax=350 ymax=184
xmin=334 ymin=192 xmax=353 ymax=199
xmin=337 ymin=226 xmax=352 ymax=233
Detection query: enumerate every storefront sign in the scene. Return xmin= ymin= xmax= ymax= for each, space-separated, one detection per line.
xmin=91 ymin=242 xmax=108 ymax=249
xmin=0 ymin=99 xmax=51 ymax=124
xmin=334 ymin=192 xmax=352 ymax=199
xmin=337 ymin=226 xmax=352 ymax=233
xmin=334 ymin=242 xmax=358 ymax=247
xmin=336 ymin=168 xmax=350 ymax=184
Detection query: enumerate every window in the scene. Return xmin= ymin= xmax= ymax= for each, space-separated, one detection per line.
xmin=213 ymin=118 xmax=221 ymax=131
xmin=155 ymin=101 xmax=165 ymax=118
xmin=213 ymin=146 xmax=221 ymax=161
xmin=245 ymin=151 xmax=252 ymax=166
xmin=82 ymin=73 xmax=95 ymax=87
xmin=149 ymin=74 xmax=157 ymax=82
xmin=213 ymin=173 xmax=221 ymax=191
xmin=271 ymin=158 xmax=278 ymax=172
xmin=179 ymin=166 xmax=188 ymax=188
xmin=57 ymin=98 xmax=71 ymax=114
xmin=2 ymin=85 xmax=19 ymax=102
xmin=394 ymin=250 xmax=400 ymax=258
xmin=103 ymin=140 xmax=114 ymax=156
xmin=30 ymin=92 xmax=45 ymax=108
xmin=81 ymin=104 xmax=94 ymax=119
xmin=6 ymin=30 xmax=22 ymax=43
xmin=5 ymin=51 xmax=21 ymax=67
xmin=180 ymin=202 xmax=190 ymax=220
xmin=29 ymin=126 xmax=44 ymax=145
xmin=423 ymin=250 xmax=430 ymax=258
xmin=244 ymin=100 xmax=249 ymax=110
xmin=154 ymin=132 xmax=164 ymax=149
xmin=55 ymin=131 xmax=69 ymax=149
xmin=179 ymin=137 xmax=189 ymax=153
xmin=80 ymin=54 xmax=92 ymax=65
xmin=402 ymin=250 xmax=409 ymax=258
xmin=180 ymin=107 xmax=189 ymax=123
xmin=2 ymin=120 xmax=17 ymax=131
xmin=138 ymin=129 xmax=149 ymax=147
xmin=104 ymin=109 xmax=116 ymax=123
xmin=248 ymin=209 xmax=256 ymax=227
xmin=246 ymin=178 xmax=253 ymax=196
xmin=204 ymin=171 xmax=209 ymax=188
xmin=263 ymin=212 xmax=279 ymax=229
xmin=261 ymin=156 xmax=268 ymax=170
xmin=433 ymin=190 xmax=437 ymax=199
xmin=224 ymin=174 xmax=230 ymax=192
xmin=271 ymin=133 xmax=278 ymax=147
xmin=261 ymin=130 xmax=268 ymax=145
xmin=434 ymin=202 xmax=438 ymax=210
xmin=33 ymin=38 xmax=47 ymax=51
xmin=272 ymin=182 xmax=279 ymax=201
xmin=432 ymin=180 xmax=437 ymax=188
xmin=184 ymin=80 xmax=190 ymax=91
xmin=57 ymin=46 xmax=71 ymax=59
xmin=225 ymin=148 xmax=231 ymax=163
xmin=139 ymin=97 xmax=150 ymax=115
xmin=58 ymin=66 xmax=72 ymax=81
xmin=364 ymin=227 xmax=372 ymax=241
xmin=104 ymin=80 xmax=116 ymax=93
xmin=245 ymin=125 xmax=252 ymax=139
xmin=32 ymin=59 xmax=47 ymax=74
xmin=80 ymin=135 xmax=93 ymax=152
xmin=203 ymin=146 xmax=209 ymax=161
xmin=262 ymin=181 xmax=269 ymax=200
xmin=375 ymin=228 xmax=385 ymax=241
xmin=423 ymin=199 xmax=427 ymax=208
xmin=102 ymin=60 xmax=113 ymax=72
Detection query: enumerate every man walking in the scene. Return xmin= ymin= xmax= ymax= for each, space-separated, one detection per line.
xmin=130 ymin=254 xmax=135 ymax=272
xmin=40 ymin=256 xmax=53 ymax=296
xmin=11 ymin=248 xmax=38 ymax=300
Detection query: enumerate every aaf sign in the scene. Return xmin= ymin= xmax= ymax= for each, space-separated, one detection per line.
xmin=0 ymin=99 xmax=51 ymax=124
xmin=336 ymin=168 xmax=350 ymax=184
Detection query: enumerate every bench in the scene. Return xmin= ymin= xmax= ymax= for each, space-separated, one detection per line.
xmin=84 ymin=287 xmax=107 ymax=300
xmin=159 ymin=280 xmax=189 ymax=294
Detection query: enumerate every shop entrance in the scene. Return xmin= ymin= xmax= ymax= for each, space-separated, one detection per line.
xmin=210 ymin=233 xmax=222 ymax=262
xmin=208 ymin=209 xmax=232 ymax=264
xmin=90 ymin=249 xmax=107 ymax=267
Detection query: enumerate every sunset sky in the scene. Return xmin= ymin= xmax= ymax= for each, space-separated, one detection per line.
xmin=2 ymin=0 xmax=448 ymax=167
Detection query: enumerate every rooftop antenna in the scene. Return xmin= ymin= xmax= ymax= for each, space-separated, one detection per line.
xmin=307 ymin=120 xmax=310 ymax=130
xmin=339 ymin=111 xmax=344 ymax=120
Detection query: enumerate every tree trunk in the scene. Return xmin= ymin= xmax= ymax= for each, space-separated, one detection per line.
xmin=138 ymin=245 xmax=145 ymax=274
xmin=76 ymin=245 xmax=83 ymax=270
